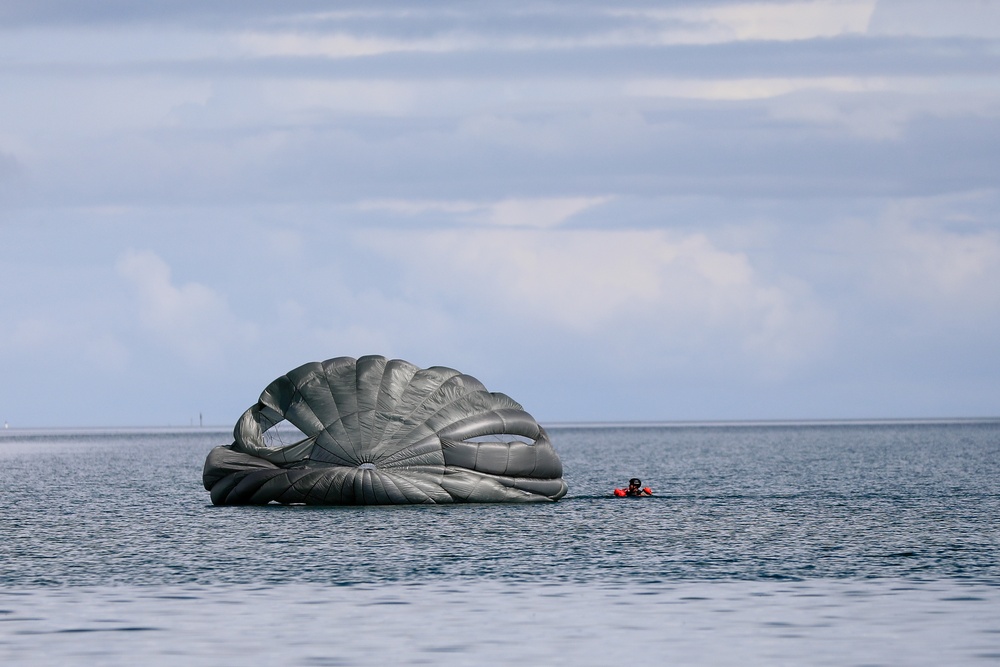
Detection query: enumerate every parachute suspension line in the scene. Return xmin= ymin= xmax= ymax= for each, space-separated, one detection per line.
xmin=261 ymin=419 xmax=310 ymax=450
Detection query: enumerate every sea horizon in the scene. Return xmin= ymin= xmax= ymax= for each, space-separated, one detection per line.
xmin=3 ymin=415 xmax=1000 ymax=435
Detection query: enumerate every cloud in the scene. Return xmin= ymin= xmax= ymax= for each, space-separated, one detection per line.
xmin=4 ymin=0 xmax=997 ymax=209
xmin=3 ymin=0 xmax=999 ymax=425
xmin=0 ymin=311 xmax=131 ymax=374
xmin=234 ymin=1 xmax=878 ymax=59
xmin=615 ymin=1 xmax=876 ymax=44
xmin=116 ymin=249 xmax=257 ymax=364
xmin=869 ymin=0 xmax=1000 ymax=39
xmin=856 ymin=206 xmax=1000 ymax=308
xmin=626 ymin=76 xmax=873 ymax=101
xmin=627 ymin=74 xmax=1000 ymax=140
xmin=270 ymin=290 xmax=449 ymax=366
xmin=358 ymin=196 xmax=610 ymax=228
xmin=485 ymin=197 xmax=611 ymax=227
xmin=357 ymin=198 xmax=481 ymax=217
xmin=766 ymin=79 xmax=1000 ymax=140
xmin=356 ymin=227 xmax=832 ymax=374
xmin=236 ymin=31 xmax=464 ymax=59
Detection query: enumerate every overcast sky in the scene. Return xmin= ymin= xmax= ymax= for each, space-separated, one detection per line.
xmin=2 ymin=0 xmax=999 ymax=427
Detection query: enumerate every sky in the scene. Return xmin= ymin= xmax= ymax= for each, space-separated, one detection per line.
xmin=2 ymin=0 xmax=999 ymax=427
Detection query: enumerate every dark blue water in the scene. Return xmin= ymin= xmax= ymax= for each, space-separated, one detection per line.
xmin=2 ymin=421 xmax=999 ymax=665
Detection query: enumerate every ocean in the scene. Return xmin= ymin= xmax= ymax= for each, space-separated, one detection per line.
xmin=2 ymin=421 xmax=998 ymax=665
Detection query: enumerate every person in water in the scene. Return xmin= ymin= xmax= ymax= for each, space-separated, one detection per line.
xmin=626 ymin=478 xmax=653 ymax=496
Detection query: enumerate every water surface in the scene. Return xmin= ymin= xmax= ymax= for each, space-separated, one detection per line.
xmin=2 ymin=421 xmax=998 ymax=664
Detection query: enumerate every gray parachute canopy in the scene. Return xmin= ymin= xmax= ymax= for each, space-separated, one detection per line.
xmin=203 ymin=355 xmax=568 ymax=505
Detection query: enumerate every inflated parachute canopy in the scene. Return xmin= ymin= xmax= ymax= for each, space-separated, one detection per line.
xmin=203 ymin=355 xmax=568 ymax=505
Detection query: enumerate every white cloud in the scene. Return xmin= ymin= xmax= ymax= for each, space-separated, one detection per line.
xmin=485 ymin=198 xmax=610 ymax=228
xmin=784 ymin=191 xmax=1000 ymax=350
xmin=116 ymin=249 xmax=258 ymax=364
xmin=858 ymin=216 xmax=1000 ymax=307
xmin=701 ymin=0 xmax=876 ymax=41
xmin=613 ymin=1 xmax=876 ymax=44
xmin=236 ymin=31 xmax=470 ymax=59
xmin=273 ymin=298 xmax=398 ymax=361
xmin=238 ymin=1 xmax=877 ymax=58
xmin=357 ymin=199 xmax=481 ymax=216
xmin=356 ymin=227 xmax=831 ymax=372
xmin=628 ymin=74 xmax=1000 ymax=139
xmin=358 ymin=197 xmax=610 ymax=228
xmin=625 ymin=76 xmax=902 ymax=102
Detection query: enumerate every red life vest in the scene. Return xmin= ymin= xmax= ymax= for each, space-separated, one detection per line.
xmin=614 ymin=486 xmax=653 ymax=496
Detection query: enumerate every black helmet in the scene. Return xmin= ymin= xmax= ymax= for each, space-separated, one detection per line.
xmin=629 ymin=478 xmax=641 ymax=486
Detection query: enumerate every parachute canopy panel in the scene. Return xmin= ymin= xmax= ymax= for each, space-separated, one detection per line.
xmin=203 ymin=355 xmax=568 ymax=505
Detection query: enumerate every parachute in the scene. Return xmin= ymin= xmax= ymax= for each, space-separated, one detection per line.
xmin=203 ymin=355 xmax=568 ymax=505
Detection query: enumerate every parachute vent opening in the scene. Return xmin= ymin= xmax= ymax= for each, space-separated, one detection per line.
xmin=261 ymin=421 xmax=310 ymax=449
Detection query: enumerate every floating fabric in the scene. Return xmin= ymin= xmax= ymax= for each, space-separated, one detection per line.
xmin=203 ymin=355 xmax=568 ymax=505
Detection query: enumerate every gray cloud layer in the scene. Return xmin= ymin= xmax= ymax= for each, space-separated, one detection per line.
xmin=2 ymin=1 xmax=998 ymax=426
